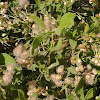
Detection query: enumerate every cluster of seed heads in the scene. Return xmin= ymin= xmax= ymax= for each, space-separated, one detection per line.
xmin=2 ymin=64 xmax=15 ymax=85
xmin=0 ymin=2 xmax=9 ymax=14
xmin=51 ymin=65 xmax=64 ymax=87
xmin=0 ymin=2 xmax=9 ymax=31
xmin=78 ymin=42 xmax=89 ymax=52
xmin=13 ymin=43 xmax=32 ymax=69
xmin=18 ymin=0 xmax=29 ymax=8
xmin=50 ymin=63 xmax=97 ymax=87
xmin=27 ymin=80 xmax=38 ymax=100
xmin=44 ymin=15 xmax=57 ymax=31
xmin=91 ymin=54 xmax=100 ymax=66
xmin=32 ymin=15 xmax=57 ymax=35
xmin=27 ymin=80 xmax=48 ymax=100
xmin=64 ymin=77 xmax=74 ymax=85
xmin=76 ymin=58 xmax=98 ymax=85
xmin=70 ymin=55 xmax=98 ymax=86
xmin=32 ymin=23 xmax=43 ymax=35
xmin=70 ymin=56 xmax=76 ymax=65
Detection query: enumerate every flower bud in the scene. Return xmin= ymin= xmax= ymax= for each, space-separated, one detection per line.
xmin=13 ymin=43 xmax=24 ymax=57
xmin=78 ymin=58 xmax=82 ymax=65
xmin=65 ymin=77 xmax=74 ymax=85
xmin=94 ymin=60 xmax=99 ymax=65
xmin=54 ymin=80 xmax=63 ymax=87
xmin=86 ymin=64 xmax=92 ymax=70
xmin=78 ymin=65 xmax=84 ymax=72
xmin=2 ymin=71 xmax=13 ymax=85
xmin=55 ymin=74 xmax=62 ymax=80
xmin=56 ymin=65 xmax=64 ymax=74
xmin=92 ymin=68 xmax=98 ymax=75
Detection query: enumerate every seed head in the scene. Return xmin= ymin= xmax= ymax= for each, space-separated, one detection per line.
xmin=86 ymin=64 xmax=92 ymax=70
xmin=65 ymin=77 xmax=74 ymax=85
xmin=54 ymin=80 xmax=63 ymax=87
xmin=92 ymin=68 xmax=98 ymax=75
xmin=2 ymin=71 xmax=13 ymax=85
xmin=13 ymin=43 xmax=24 ymax=57
xmin=56 ymin=65 xmax=64 ymax=74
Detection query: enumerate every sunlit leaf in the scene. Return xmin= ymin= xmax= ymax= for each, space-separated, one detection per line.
xmin=32 ymin=16 xmax=45 ymax=29
xmin=84 ymin=23 xmax=89 ymax=33
xmin=32 ymin=33 xmax=48 ymax=54
xmin=68 ymin=94 xmax=74 ymax=100
xmin=51 ymin=38 xmax=62 ymax=52
xmin=75 ymin=77 xmax=85 ymax=100
xmin=69 ymin=39 xmax=77 ymax=50
xmin=2 ymin=53 xmax=16 ymax=66
xmin=60 ymin=13 xmax=76 ymax=30
xmin=55 ymin=27 xmax=61 ymax=36
xmin=85 ymin=87 xmax=97 ymax=100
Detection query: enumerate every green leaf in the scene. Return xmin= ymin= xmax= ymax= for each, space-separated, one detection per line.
xmin=60 ymin=13 xmax=76 ymax=30
xmin=47 ymin=60 xmax=59 ymax=69
xmin=55 ymin=27 xmax=61 ymax=36
xmin=85 ymin=87 xmax=97 ymax=100
xmin=18 ymin=89 xmax=26 ymax=100
xmin=2 ymin=53 xmax=16 ymax=66
xmin=51 ymin=38 xmax=62 ymax=52
xmin=35 ymin=0 xmax=45 ymax=9
xmin=75 ymin=77 xmax=85 ymax=100
xmin=32 ymin=33 xmax=48 ymax=54
xmin=72 ymin=29 xmax=77 ymax=37
xmin=67 ymin=66 xmax=81 ymax=75
xmin=69 ymin=39 xmax=77 ymax=50
xmin=68 ymin=94 xmax=74 ymax=100
xmin=35 ymin=0 xmax=41 ymax=5
xmin=32 ymin=16 xmax=45 ymax=29
xmin=84 ymin=23 xmax=89 ymax=33
xmin=89 ymin=33 xmax=96 ymax=38
xmin=46 ymin=0 xmax=53 ymax=5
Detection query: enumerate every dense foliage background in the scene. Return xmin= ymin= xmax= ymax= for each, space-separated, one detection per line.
xmin=0 ymin=0 xmax=100 ymax=100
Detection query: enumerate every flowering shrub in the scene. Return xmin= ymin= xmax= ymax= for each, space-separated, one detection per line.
xmin=0 ymin=0 xmax=100 ymax=100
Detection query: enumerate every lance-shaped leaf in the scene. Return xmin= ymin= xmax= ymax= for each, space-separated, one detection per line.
xmin=85 ymin=87 xmax=97 ymax=100
xmin=50 ymin=38 xmax=62 ymax=52
xmin=75 ymin=77 xmax=85 ymax=100
xmin=60 ymin=13 xmax=76 ymax=30
xmin=32 ymin=16 xmax=45 ymax=29
xmin=32 ymin=33 xmax=48 ymax=54
xmin=69 ymin=39 xmax=77 ymax=50
xmin=2 ymin=53 xmax=16 ymax=66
